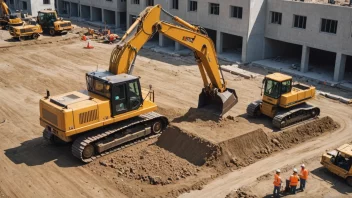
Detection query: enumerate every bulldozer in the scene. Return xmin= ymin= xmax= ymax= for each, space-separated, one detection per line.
xmin=9 ymin=19 xmax=42 ymax=41
xmin=321 ymin=144 xmax=352 ymax=186
xmin=247 ymin=72 xmax=320 ymax=128
xmin=37 ymin=9 xmax=72 ymax=36
xmin=39 ymin=4 xmax=238 ymax=162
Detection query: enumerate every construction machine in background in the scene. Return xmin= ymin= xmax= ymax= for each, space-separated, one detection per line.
xmin=320 ymin=144 xmax=352 ymax=186
xmin=247 ymin=72 xmax=320 ymax=129
xmin=0 ymin=0 xmax=23 ymax=29
xmin=39 ymin=4 xmax=238 ymax=162
xmin=36 ymin=9 xmax=72 ymax=36
xmin=9 ymin=19 xmax=42 ymax=41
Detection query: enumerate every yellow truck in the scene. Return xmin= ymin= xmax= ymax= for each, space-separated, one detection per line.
xmin=321 ymin=144 xmax=352 ymax=186
xmin=37 ymin=9 xmax=72 ymax=36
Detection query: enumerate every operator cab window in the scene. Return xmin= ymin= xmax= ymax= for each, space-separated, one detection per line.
xmin=113 ymin=84 xmax=127 ymax=113
xmin=281 ymin=80 xmax=292 ymax=94
xmin=128 ymin=81 xmax=141 ymax=110
xmin=264 ymin=79 xmax=280 ymax=99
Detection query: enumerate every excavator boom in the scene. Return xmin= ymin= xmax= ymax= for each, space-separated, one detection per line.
xmin=109 ymin=5 xmax=238 ymax=115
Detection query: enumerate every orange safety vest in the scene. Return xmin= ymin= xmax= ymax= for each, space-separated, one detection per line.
xmin=290 ymin=174 xmax=299 ymax=186
xmin=273 ymin=174 xmax=281 ymax=186
xmin=300 ymin=169 xmax=309 ymax=180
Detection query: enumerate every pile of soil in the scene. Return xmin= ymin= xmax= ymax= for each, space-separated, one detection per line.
xmin=269 ymin=116 xmax=339 ymax=150
xmin=218 ymin=129 xmax=271 ymax=168
xmin=96 ymin=141 xmax=200 ymax=185
xmin=225 ymin=187 xmax=258 ymax=198
xmin=156 ymin=125 xmax=221 ymax=166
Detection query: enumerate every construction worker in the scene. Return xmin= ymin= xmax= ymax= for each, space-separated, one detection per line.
xmin=273 ymin=169 xmax=282 ymax=198
xmin=289 ymin=168 xmax=300 ymax=194
xmin=299 ymin=164 xmax=309 ymax=191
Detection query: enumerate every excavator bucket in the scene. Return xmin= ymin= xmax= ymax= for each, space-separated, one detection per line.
xmin=198 ymin=88 xmax=238 ymax=116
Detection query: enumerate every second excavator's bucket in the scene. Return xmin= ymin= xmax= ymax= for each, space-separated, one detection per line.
xmin=198 ymin=88 xmax=238 ymax=116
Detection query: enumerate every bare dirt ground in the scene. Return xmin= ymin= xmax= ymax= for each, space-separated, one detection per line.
xmin=0 ymin=23 xmax=351 ymax=198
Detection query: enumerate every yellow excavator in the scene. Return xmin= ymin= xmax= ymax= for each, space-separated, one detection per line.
xmin=0 ymin=0 xmax=23 ymax=29
xmin=39 ymin=5 xmax=238 ymax=162
xmin=247 ymin=72 xmax=320 ymax=128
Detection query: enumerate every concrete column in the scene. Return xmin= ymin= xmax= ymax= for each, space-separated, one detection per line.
xmin=175 ymin=42 xmax=184 ymax=51
xmin=300 ymin=45 xmax=310 ymax=73
xmin=116 ymin=11 xmax=120 ymax=28
xmin=216 ymin=31 xmax=223 ymax=53
xmin=90 ymin=6 xmax=93 ymax=21
xmin=69 ymin=2 xmax=72 ymax=17
xmin=79 ymin=4 xmax=82 ymax=19
xmin=333 ymin=53 xmax=346 ymax=82
xmin=102 ymin=9 xmax=105 ymax=23
xmin=159 ymin=34 xmax=172 ymax=47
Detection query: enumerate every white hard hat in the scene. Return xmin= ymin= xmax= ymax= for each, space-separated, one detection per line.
xmin=301 ymin=164 xmax=305 ymax=167
xmin=276 ymin=169 xmax=281 ymax=173
xmin=293 ymin=168 xmax=298 ymax=173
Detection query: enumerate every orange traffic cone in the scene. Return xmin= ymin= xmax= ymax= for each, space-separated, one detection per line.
xmin=82 ymin=35 xmax=87 ymax=41
xmin=84 ymin=42 xmax=94 ymax=49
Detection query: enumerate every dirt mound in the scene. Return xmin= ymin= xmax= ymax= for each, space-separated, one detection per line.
xmin=225 ymin=187 xmax=258 ymax=198
xmin=94 ymin=140 xmax=200 ymax=185
xmin=219 ymin=129 xmax=271 ymax=168
xmin=270 ymin=116 xmax=339 ymax=149
xmin=156 ymin=125 xmax=220 ymax=166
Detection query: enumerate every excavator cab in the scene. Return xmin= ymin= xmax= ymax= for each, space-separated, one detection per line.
xmin=86 ymin=71 xmax=143 ymax=116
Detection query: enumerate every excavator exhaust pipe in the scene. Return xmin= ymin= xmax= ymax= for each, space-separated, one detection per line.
xmin=198 ymin=88 xmax=238 ymax=117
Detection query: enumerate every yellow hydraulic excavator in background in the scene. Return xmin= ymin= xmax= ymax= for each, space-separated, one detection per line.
xmin=39 ymin=4 xmax=238 ymax=162
xmin=0 ymin=0 xmax=23 ymax=29
xmin=247 ymin=72 xmax=320 ymax=128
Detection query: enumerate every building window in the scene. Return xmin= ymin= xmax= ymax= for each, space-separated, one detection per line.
xmin=230 ymin=6 xmax=242 ymax=19
xmin=293 ymin=15 xmax=307 ymax=29
xmin=146 ymin=0 xmax=154 ymax=6
xmin=321 ymin=18 xmax=338 ymax=34
xmin=43 ymin=0 xmax=50 ymax=4
xmin=172 ymin=0 xmax=178 ymax=9
xmin=189 ymin=0 xmax=197 ymax=12
xmin=209 ymin=3 xmax=219 ymax=15
xmin=270 ymin=11 xmax=282 ymax=25
xmin=131 ymin=0 xmax=139 ymax=4
xmin=22 ymin=1 xmax=27 ymax=10
xmin=121 ymin=0 xmax=126 ymax=2
xmin=10 ymin=0 xmax=14 ymax=4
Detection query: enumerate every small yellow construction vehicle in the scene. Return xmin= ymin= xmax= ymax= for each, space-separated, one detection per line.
xmin=37 ymin=9 xmax=72 ymax=36
xmin=321 ymin=144 xmax=352 ymax=186
xmin=39 ymin=4 xmax=238 ymax=162
xmin=247 ymin=72 xmax=319 ymax=128
xmin=0 ymin=0 xmax=23 ymax=29
xmin=9 ymin=20 xmax=42 ymax=41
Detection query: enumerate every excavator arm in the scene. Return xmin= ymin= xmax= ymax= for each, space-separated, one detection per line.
xmin=0 ymin=0 xmax=10 ymax=16
xmin=109 ymin=5 xmax=238 ymax=115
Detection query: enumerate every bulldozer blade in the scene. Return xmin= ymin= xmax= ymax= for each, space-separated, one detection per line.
xmin=198 ymin=88 xmax=238 ymax=116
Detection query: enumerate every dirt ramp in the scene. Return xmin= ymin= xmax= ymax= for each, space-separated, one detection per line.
xmin=218 ymin=129 xmax=271 ymax=167
xmin=156 ymin=125 xmax=220 ymax=166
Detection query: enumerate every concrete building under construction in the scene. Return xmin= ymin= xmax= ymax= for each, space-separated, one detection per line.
xmin=6 ymin=0 xmax=55 ymax=16
xmin=56 ymin=0 xmax=127 ymax=28
xmin=57 ymin=0 xmax=352 ymax=82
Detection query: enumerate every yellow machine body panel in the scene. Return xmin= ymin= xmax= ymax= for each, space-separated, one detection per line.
xmin=40 ymin=90 xmax=157 ymax=142
xmin=280 ymin=86 xmax=316 ymax=108
xmin=53 ymin=20 xmax=72 ymax=32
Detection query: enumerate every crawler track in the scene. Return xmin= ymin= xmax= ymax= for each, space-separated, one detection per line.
xmin=272 ymin=104 xmax=320 ymax=129
xmin=71 ymin=112 xmax=168 ymax=163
